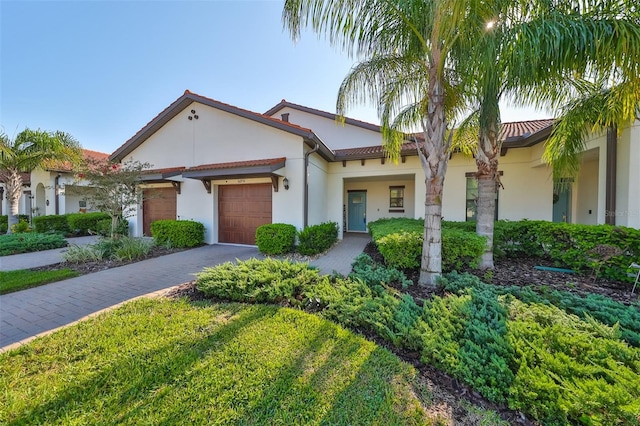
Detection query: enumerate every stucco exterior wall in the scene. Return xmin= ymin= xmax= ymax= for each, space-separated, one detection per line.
xmin=270 ymin=106 xmax=384 ymax=150
xmin=615 ymin=122 xmax=640 ymax=228
xmin=307 ymin=152 xmax=329 ymax=227
xmin=445 ymin=149 xmax=553 ymax=222
xmin=122 ymin=101 xmax=307 ymax=240
xmin=574 ymin=157 xmax=599 ymax=225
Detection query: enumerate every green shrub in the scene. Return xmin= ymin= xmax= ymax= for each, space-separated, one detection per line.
xmin=96 ymin=218 xmax=129 ymax=237
xmin=63 ymin=236 xmax=155 ymax=263
xmin=349 ymin=253 xmax=413 ymax=288
xmin=32 ymin=214 xmax=69 ymax=234
xmin=0 ymin=233 xmax=67 ymax=256
xmin=436 ymin=272 xmax=640 ymax=424
xmin=196 ymin=258 xmax=320 ymax=304
xmin=297 ymin=222 xmax=338 ymax=255
xmin=113 ymin=237 xmax=154 ymax=261
xmin=150 ymin=220 xmax=204 ymax=248
xmin=255 ymin=223 xmax=296 ymax=255
xmin=1 ymin=214 xmax=31 ymax=233
xmin=10 ymin=219 xmax=32 ymax=233
xmin=377 ymin=231 xmax=422 ymax=269
xmin=369 ymin=219 xmax=485 ymax=271
xmin=66 ymin=212 xmax=110 ymax=235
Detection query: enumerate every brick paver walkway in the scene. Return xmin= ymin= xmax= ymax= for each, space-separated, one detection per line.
xmin=0 ymin=234 xmax=370 ymax=351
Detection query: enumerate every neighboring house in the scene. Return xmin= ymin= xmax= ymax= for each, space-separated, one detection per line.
xmin=110 ymin=90 xmax=639 ymax=245
xmin=0 ymin=149 xmax=110 ymax=220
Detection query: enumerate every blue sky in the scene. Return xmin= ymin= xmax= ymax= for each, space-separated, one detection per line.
xmin=1 ymin=0 xmax=550 ymax=154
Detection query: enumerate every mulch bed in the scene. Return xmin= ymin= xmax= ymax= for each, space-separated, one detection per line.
xmin=29 ymin=245 xmax=188 ymax=275
xmin=363 ymin=242 xmax=639 ymax=306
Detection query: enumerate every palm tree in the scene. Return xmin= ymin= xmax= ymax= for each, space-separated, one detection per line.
xmin=283 ymin=0 xmax=469 ymax=286
xmin=457 ymin=0 xmax=640 ymax=269
xmin=0 ymin=129 xmax=82 ymax=234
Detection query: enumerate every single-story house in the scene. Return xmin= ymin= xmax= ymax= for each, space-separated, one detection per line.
xmin=0 ymin=149 xmax=110 ymax=220
xmin=108 ymin=90 xmax=639 ymax=244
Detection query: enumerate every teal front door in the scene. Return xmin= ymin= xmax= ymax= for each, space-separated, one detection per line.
xmin=553 ymin=188 xmax=571 ymax=223
xmin=348 ymin=191 xmax=367 ymax=232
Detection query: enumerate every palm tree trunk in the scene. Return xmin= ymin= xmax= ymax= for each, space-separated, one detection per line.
xmin=418 ymin=49 xmax=450 ymax=286
xmin=475 ymin=124 xmax=500 ymax=269
xmin=5 ymin=169 xmax=23 ymax=234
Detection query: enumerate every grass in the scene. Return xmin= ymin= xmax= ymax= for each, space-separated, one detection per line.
xmin=0 ymin=269 xmax=79 ymax=294
xmin=0 ymin=298 xmax=438 ymax=425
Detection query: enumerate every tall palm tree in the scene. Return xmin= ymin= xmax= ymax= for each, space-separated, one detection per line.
xmin=283 ymin=0 xmax=469 ymax=286
xmin=458 ymin=0 xmax=640 ymax=268
xmin=0 ymin=129 xmax=82 ymax=234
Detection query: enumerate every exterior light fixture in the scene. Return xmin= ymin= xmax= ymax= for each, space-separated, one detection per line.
xmin=283 ymin=177 xmax=289 ymax=190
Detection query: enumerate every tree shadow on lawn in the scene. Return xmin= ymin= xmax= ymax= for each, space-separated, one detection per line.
xmin=4 ymin=302 xmax=274 ymax=425
xmin=4 ymin=301 xmax=431 ymax=425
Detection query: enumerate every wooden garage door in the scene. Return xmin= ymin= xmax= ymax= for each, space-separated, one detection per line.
xmin=143 ymin=188 xmax=177 ymax=236
xmin=219 ymin=184 xmax=272 ymax=245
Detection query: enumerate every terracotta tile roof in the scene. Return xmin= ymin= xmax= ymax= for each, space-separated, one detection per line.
xmin=185 ymin=157 xmax=286 ymax=172
xmin=142 ymin=166 xmax=186 ymax=175
xmin=334 ymin=142 xmax=421 ymax=158
xmin=500 ymin=119 xmax=554 ymax=140
xmin=44 ymin=148 xmax=111 ymax=172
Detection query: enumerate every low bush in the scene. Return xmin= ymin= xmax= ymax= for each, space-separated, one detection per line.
xmin=151 ymin=220 xmax=204 ymax=248
xmin=0 ymin=233 xmax=67 ymax=256
xmin=32 ymin=214 xmax=69 ymax=234
xmin=10 ymin=219 xmax=32 ymax=233
xmin=66 ymin=212 xmax=110 ymax=235
xmin=63 ymin=236 xmax=155 ymax=263
xmin=0 ymin=215 xmax=30 ymax=233
xmin=436 ymin=272 xmax=640 ymax=424
xmin=297 ymin=222 xmax=338 ymax=255
xmin=369 ymin=219 xmax=485 ymax=271
xmin=349 ymin=253 xmax=412 ymax=289
xmin=96 ymin=218 xmax=129 ymax=237
xmin=255 ymin=223 xmax=296 ymax=255
xmin=196 ymin=258 xmax=320 ymax=304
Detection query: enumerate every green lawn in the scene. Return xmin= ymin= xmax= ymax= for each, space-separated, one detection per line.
xmin=0 ymin=269 xmax=79 ymax=295
xmin=0 ymin=298 xmax=436 ymax=425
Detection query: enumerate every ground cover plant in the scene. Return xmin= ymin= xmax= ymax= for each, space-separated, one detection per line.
xmin=0 ymin=233 xmax=67 ymax=256
xmin=0 ymin=269 xmax=79 ymax=294
xmin=195 ymin=258 xmax=640 ymax=425
xmin=63 ymin=236 xmax=155 ymax=263
xmin=0 ymin=298 xmax=434 ymax=425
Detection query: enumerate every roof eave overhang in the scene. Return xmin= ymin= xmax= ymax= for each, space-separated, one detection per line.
xmin=139 ymin=169 xmax=184 ymax=183
xmin=501 ymin=125 xmax=553 ymax=156
xmin=182 ymin=160 xmax=286 ymax=181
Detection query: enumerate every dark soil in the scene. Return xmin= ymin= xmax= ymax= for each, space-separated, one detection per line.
xmin=29 ymin=245 xmax=188 ymax=275
xmin=363 ymin=242 xmax=639 ymax=306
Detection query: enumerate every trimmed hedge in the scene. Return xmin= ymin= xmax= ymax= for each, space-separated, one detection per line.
xmin=374 ymin=218 xmax=640 ymax=281
xmin=0 ymin=215 xmax=30 ymax=233
xmin=96 ymin=218 xmax=129 ymax=237
xmin=67 ymin=212 xmax=110 ymax=235
xmin=369 ymin=218 xmax=485 ymax=271
xmin=297 ymin=222 xmax=339 ymax=255
xmin=255 ymin=223 xmax=296 ymax=255
xmin=0 ymin=233 xmax=67 ymax=256
xmin=150 ymin=219 xmax=204 ymax=248
xmin=32 ymin=215 xmax=69 ymax=234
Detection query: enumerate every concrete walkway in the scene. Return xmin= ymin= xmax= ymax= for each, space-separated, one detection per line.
xmin=0 ymin=234 xmax=370 ymax=351
xmin=0 ymin=235 xmax=100 ymax=271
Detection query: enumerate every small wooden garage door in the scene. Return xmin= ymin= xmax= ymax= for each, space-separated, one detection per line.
xmin=143 ymin=188 xmax=177 ymax=236
xmin=218 ymin=184 xmax=272 ymax=245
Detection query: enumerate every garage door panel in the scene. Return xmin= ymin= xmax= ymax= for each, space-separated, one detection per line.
xmin=143 ymin=188 xmax=177 ymax=236
xmin=218 ymin=184 xmax=272 ymax=245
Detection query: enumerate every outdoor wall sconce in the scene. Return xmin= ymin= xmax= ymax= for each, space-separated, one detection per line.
xmin=283 ymin=177 xmax=289 ymax=190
